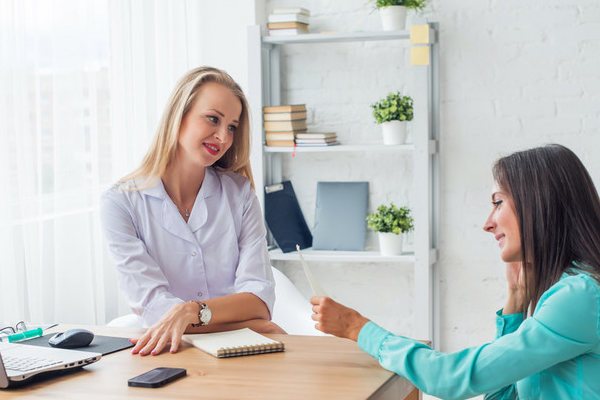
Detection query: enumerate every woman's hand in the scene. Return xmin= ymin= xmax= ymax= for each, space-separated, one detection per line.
xmin=130 ymin=302 xmax=198 ymax=356
xmin=310 ymin=296 xmax=370 ymax=341
xmin=503 ymin=262 xmax=526 ymax=315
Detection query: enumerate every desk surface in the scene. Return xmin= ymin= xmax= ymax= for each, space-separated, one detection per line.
xmin=1 ymin=325 xmax=417 ymax=400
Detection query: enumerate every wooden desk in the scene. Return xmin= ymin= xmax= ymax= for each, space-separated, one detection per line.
xmin=1 ymin=325 xmax=418 ymax=400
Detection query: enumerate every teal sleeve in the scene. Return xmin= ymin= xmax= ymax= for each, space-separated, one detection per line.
xmin=494 ymin=309 xmax=524 ymax=339
xmin=357 ymin=274 xmax=600 ymax=400
xmin=483 ymin=311 xmax=524 ymax=400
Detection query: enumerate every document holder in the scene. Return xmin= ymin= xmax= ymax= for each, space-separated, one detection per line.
xmin=312 ymin=181 xmax=369 ymax=251
xmin=264 ymin=181 xmax=312 ymax=253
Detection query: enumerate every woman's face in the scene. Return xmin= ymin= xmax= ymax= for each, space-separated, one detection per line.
xmin=483 ymin=182 xmax=522 ymax=263
xmin=177 ymin=82 xmax=241 ymax=168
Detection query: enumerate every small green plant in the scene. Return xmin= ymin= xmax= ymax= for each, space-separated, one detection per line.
xmin=366 ymin=203 xmax=414 ymax=234
xmin=371 ymin=0 xmax=428 ymax=10
xmin=371 ymin=92 xmax=414 ymax=124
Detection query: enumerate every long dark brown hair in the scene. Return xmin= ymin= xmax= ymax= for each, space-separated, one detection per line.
xmin=493 ymin=144 xmax=600 ymax=313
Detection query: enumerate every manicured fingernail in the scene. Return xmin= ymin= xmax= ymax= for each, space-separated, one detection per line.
xmin=151 ymin=350 xmax=156 ymax=355
xmin=170 ymin=348 xmax=175 ymax=353
xmin=139 ymin=351 xmax=145 ymax=355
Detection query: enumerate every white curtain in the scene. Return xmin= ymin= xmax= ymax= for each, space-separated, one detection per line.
xmin=0 ymin=0 xmax=205 ymax=325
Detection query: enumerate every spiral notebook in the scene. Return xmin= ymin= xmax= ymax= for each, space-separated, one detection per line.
xmin=182 ymin=328 xmax=285 ymax=358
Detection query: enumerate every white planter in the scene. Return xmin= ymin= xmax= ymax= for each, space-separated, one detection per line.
xmin=381 ymin=120 xmax=407 ymax=145
xmin=379 ymin=6 xmax=407 ymax=31
xmin=378 ymin=232 xmax=404 ymax=256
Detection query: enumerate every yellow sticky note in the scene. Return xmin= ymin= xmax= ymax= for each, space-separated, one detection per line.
xmin=410 ymin=25 xmax=430 ymax=44
xmin=410 ymin=47 xmax=430 ymax=66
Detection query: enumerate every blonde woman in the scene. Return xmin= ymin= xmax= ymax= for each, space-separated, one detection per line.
xmin=101 ymin=67 xmax=283 ymax=356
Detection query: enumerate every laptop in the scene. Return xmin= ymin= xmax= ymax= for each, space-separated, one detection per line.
xmin=0 ymin=341 xmax=101 ymax=388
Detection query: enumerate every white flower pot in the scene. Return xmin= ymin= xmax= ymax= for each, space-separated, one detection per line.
xmin=378 ymin=232 xmax=404 ymax=256
xmin=381 ymin=120 xmax=407 ymax=145
xmin=379 ymin=6 xmax=407 ymax=31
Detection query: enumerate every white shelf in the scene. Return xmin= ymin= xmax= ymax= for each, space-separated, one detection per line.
xmin=264 ymin=143 xmax=415 ymax=153
xmin=268 ymin=248 xmax=415 ymax=263
xmin=247 ymin=23 xmax=440 ymax=343
xmin=263 ymin=30 xmax=411 ymax=45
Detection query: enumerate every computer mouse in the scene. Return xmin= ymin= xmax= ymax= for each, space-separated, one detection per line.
xmin=48 ymin=329 xmax=95 ymax=349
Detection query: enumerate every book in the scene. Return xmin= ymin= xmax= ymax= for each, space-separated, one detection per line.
xmin=263 ymin=111 xmax=307 ymax=121
xmin=265 ymin=132 xmax=295 ymax=141
xmin=295 ymin=137 xmax=338 ymax=144
xmin=182 ymin=328 xmax=285 ymax=358
xmin=272 ymin=7 xmax=310 ymax=16
xmin=267 ymin=21 xmax=308 ymax=30
xmin=264 ymin=181 xmax=312 ymax=253
xmin=295 ymin=141 xmax=340 ymax=147
xmin=267 ymin=13 xmax=309 ymax=24
xmin=295 ymin=132 xmax=337 ymax=140
xmin=269 ymin=28 xmax=309 ymax=36
xmin=263 ymin=104 xmax=306 ymax=113
xmin=266 ymin=140 xmax=295 ymax=147
xmin=312 ymin=182 xmax=369 ymax=251
xmin=264 ymin=119 xmax=307 ymax=132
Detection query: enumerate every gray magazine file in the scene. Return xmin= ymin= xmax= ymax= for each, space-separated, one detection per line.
xmin=312 ymin=181 xmax=368 ymax=251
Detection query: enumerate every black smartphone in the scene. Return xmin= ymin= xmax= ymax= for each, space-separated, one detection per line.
xmin=127 ymin=367 xmax=186 ymax=388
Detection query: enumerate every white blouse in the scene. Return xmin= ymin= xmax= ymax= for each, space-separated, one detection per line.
xmin=100 ymin=167 xmax=275 ymax=327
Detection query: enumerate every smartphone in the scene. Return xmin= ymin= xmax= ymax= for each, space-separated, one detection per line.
xmin=128 ymin=367 xmax=186 ymax=388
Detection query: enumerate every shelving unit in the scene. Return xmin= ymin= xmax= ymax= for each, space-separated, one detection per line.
xmin=247 ymin=24 xmax=440 ymax=344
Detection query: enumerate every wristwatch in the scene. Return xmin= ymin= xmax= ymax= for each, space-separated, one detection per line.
xmin=191 ymin=301 xmax=212 ymax=327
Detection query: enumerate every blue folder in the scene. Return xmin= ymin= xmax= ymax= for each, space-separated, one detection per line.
xmin=264 ymin=181 xmax=312 ymax=253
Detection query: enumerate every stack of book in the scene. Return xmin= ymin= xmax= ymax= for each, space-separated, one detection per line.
xmin=267 ymin=7 xmax=310 ymax=36
xmin=295 ymin=132 xmax=339 ymax=147
xmin=263 ymin=104 xmax=307 ymax=147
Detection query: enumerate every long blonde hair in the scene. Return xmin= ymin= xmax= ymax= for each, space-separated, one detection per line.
xmin=121 ymin=66 xmax=254 ymax=188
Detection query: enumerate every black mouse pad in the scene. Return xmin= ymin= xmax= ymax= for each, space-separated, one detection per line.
xmin=18 ymin=334 xmax=134 ymax=356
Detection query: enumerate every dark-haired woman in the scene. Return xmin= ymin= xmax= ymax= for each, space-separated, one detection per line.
xmin=311 ymin=144 xmax=600 ymax=399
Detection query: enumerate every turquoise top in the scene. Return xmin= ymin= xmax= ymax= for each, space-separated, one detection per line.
xmin=358 ymin=272 xmax=600 ymax=400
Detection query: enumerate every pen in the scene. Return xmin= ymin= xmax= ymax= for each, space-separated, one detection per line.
xmin=296 ymin=244 xmax=329 ymax=297
xmin=0 ymin=328 xmax=43 ymax=343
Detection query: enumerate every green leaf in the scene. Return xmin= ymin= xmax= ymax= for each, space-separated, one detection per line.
xmin=366 ymin=203 xmax=414 ymax=233
xmin=370 ymin=91 xmax=414 ymax=124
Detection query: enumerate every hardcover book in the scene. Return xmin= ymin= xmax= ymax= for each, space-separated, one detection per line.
xmin=263 ymin=104 xmax=306 ymax=113
xmin=267 ymin=22 xmax=309 ymax=30
xmin=263 ymin=111 xmax=307 ymax=121
xmin=264 ymin=119 xmax=307 ymax=132
xmin=267 ymin=13 xmax=309 ymax=24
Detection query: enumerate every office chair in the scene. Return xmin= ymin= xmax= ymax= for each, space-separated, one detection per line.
xmin=107 ymin=267 xmax=326 ymax=336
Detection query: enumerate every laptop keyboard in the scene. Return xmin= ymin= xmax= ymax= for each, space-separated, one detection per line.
xmin=3 ymin=355 xmax=63 ymax=372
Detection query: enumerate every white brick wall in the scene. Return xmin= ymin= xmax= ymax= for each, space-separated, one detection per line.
xmin=263 ymin=0 xmax=600 ymax=397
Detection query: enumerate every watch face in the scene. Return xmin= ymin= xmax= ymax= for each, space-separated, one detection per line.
xmin=200 ymin=306 xmax=212 ymax=324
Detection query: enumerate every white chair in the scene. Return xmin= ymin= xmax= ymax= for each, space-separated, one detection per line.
xmin=107 ymin=267 xmax=325 ymax=335
xmin=106 ymin=313 xmax=142 ymax=328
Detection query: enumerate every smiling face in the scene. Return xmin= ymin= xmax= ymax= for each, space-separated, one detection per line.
xmin=176 ymin=81 xmax=242 ymax=169
xmin=483 ymin=182 xmax=522 ymax=263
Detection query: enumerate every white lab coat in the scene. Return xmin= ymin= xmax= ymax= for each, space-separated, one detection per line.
xmin=100 ymin=167 xmax=275 ymax=327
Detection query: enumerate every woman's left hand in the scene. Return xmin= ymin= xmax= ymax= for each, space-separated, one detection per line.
xmin=130 ymin=302 xmax=198 ymax=356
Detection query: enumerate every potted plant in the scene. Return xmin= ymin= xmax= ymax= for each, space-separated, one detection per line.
xmin=367 ymin=203 xmax=413 ymax=255
xmin=371 ymin=91 xmax=413 ymax=145
xmin=371 ymin=0 xmax=428 ymax=31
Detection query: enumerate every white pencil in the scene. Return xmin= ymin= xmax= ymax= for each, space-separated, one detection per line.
xmin=296 ymin=244 xmax=328 ymax=297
